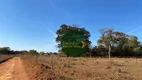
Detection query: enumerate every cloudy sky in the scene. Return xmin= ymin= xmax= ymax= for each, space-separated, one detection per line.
xmin=0 ymin=0 xmax=142 ymax=52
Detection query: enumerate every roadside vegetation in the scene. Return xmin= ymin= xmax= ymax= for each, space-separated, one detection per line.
xmin=20 ymin=53 xmax=142 ymax=80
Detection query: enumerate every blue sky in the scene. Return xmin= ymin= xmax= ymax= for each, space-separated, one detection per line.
xmin=0 ymin=0 xmax=142 ymax=52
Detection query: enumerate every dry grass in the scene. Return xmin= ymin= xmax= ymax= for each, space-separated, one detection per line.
xmin=0 ymin=54 xmax=13 ymax=62
xmin=22 ymin=54 xmax=142 ymax=80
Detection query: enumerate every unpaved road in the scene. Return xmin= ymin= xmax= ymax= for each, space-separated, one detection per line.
xmin=0 ymin=57 xmax=29 ymax=80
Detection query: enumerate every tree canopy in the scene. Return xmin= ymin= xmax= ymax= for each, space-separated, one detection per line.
xmin=92 ymin=28 xmax=141 ymax=57
xmin=56 ymin=24 xmax=91 ymax=57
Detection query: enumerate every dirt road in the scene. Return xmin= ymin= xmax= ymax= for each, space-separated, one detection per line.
xmin=0 ymin=57 xmax=29 ymax=80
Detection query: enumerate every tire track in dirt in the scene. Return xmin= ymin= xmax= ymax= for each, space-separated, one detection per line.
xmin=0 ymin=59 xmax=15 ymax=80
xmin=0 ymin=57 xmax=29 ymax=80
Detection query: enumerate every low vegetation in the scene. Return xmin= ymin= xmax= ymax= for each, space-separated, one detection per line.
xmin=20 ymin=54 xmax=142 ymax=80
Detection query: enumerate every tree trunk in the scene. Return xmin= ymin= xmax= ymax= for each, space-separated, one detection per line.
xmin=108 ymin=46 xmax=111 ymax=60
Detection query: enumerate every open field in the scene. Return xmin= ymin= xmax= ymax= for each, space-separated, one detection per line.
xmin=1 ymin=54 xmax=142 ymax=80
xmin=21 ymin=55 xmax=142 ymax=80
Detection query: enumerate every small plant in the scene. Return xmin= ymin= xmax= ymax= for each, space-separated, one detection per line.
xmin=71 ymin=62 xmax=76 ymax=65
xmin=63 ymin=63 xmax=72 ymax=68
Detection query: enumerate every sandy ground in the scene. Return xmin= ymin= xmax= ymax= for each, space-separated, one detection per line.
xmin=0 ymin=57 xmax=29 ymax=80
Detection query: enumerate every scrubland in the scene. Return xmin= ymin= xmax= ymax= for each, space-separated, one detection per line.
xmin=20 ymin=54 xmax=142 ymax=80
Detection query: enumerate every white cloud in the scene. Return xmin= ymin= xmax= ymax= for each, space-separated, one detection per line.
xmin=33 ymin=21 xmax=58 ymax=52
xmin=127 ymin=27 xmax=142 ymax=37
xmin=127 ymin=27 xmax=141 ymax=34
xmin=47 ymin=0 xmax=72 ymax=20
xmin=47 ymin=28 xmax=58 ymax=52
xmin=47 ymin=28 xmax=57 ymax=37
xmin=47 ymin=0 xmax=58 ymax=13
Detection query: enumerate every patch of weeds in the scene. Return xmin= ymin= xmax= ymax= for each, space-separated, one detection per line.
xmin=41 ymin=63 xmax=51 ymax=69
xmin=124 ymin=60 xmax=129 ymax=62
xmin=72 ymin=58 xmax=78 ymax=61
xmin=108 ymin=60 xmax=115 ymax=66
xmin=104 ymin=65 xmax=111 ymax=69
xmin=84 ymin=71 xmax=94 ymax=78
xmin=71 ymin=70 xmax=76 ymax=76
xmin=63 ymin=63 xmax=72 ymax=68
xmin=117 ymin=68 xmax=128 ymax=74
xmin=64 ymin=70 xmax=68 ymax=73
xmin=81 ymin=62 xmax=84 ymax=65
xmin=56 ymin=76 xmax=73 ymax=80
xmin=113 ymin=63 xmax=125 ymax=67
xmin=95 ymin=61 xmax=99 ymax=64
xmin=108 ymin=61 xmax=124 ymax=67
xmin=71 ymin=62 xmax=76 ymax=65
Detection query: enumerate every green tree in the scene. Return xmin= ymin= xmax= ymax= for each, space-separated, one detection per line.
xmin=124 ymin=36 xmax=140 ymax=56
xmin=91 ymin=45 xmax=107 ymax=57
xmin=29 ymin=50 xmax=38 ymax=55
xmin=0 ymin=47 xmax=10 ymax=51
xmin=97 ymin=28 xmax=141 ymax=57
xmin=97 ymin=28 xmax=115 ymax=59
xmin=0 ymin=47 xmax=11 ymax=54
xmin=56 ymin=24 xmax=91 ymax=57
xmin=40 ymin=51 xmax=45 ymax=55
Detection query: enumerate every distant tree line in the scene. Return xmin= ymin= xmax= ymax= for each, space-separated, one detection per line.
xmin=90 ymin=28 xmax=142 ymax=57
xmin=56 ymin=24 xmax=142 ymax=57
xmin=0 ymin=47 xmax=25 ymax=55
xmin=0 ymin=47 xmax=58 ymax=56
xmin=1 ymin=24 xmax=142 ymax=57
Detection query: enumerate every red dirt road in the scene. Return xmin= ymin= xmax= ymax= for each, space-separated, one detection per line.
xmin=0 ymin=57 xmax=29 ymax=80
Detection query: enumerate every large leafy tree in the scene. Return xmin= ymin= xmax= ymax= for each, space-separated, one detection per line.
xmin=56 ymin=24 xmax=91 ymax=57
xmin=97 ymin=28 xmax=116 ymax=59
xmin=97 ymin=28 xmax=141 ymax=57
